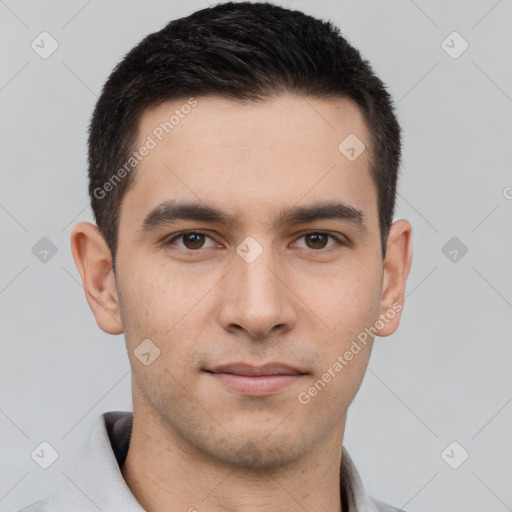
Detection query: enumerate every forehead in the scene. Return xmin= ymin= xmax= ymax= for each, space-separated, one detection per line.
xmin=137 ymin=93 xmax=368 ymax=153
xmin=121 ymin=93 xmax=378 ymax=232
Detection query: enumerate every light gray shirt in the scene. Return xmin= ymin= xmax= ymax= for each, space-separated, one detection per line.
xmin=19 ymin=411 xmax=406 ymax=512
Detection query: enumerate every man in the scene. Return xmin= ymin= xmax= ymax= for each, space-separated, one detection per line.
xmin=20 ymin=2 xmax=412 ymax=511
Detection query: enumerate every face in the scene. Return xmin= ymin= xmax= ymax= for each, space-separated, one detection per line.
xmin=75 ymin=93 xmax=411 ymax=469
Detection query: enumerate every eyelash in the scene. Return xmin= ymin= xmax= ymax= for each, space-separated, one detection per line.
xmin=163 ymin=230 xmax=347 ymax=253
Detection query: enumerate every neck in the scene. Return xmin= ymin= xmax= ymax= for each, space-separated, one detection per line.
xmin=121 ymin=408 xmax=347 ymax=512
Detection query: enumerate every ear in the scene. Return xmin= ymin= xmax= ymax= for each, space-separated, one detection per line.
xmin=70 ymin=222 xmax=124 ymax=335
xmin=375 ymin=219 xmax=413 ymax=337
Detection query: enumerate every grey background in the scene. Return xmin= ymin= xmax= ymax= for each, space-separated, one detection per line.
xmin=1 ymin=0 xmax=511 ymax=511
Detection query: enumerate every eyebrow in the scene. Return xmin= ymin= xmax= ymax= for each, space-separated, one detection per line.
xmin=137 ymin=199 xmax=367 ymax=236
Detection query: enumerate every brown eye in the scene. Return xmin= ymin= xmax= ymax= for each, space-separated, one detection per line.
xmin=304 ymin=233 xmax=329 ymax=249
xmin=181 ymin=233 xmax=206 ymax=250
xmin=164 ymin=231 xmax=216 ymax=251
xmin=295 ymin=232 xmax=342 ymax=251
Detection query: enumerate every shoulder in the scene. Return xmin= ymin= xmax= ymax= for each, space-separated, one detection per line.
xmin=17 ymin=498 xmax=49 ymax=512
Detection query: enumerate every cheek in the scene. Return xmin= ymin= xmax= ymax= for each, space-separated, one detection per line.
xmin=117 ymin=262 xmax=211 ymax=369
xmin=117 ymin=258 xmax=180 ymax=330
xmin=314 ymin=260 xmax=382 ymax=339
xmin=296 ymin=339 xmax=372 ymax=434
xmin=116 ymin=264 xmax=170 ymax=358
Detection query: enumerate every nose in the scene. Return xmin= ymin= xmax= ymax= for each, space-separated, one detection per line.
xmin=218 ymin=242 xmax=297 ymax=340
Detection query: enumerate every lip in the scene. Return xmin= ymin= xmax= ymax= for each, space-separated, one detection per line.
xmin=204 ymin=362 xmax=307 ymax=397
xmin=207 ymin=362 xmax=305 ymax=376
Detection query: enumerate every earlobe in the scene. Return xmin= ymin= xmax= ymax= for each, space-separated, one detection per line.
xmin=375 ymin=219 xmax=413 ymax=337
xmin=70 ymin=222 xmax=124 ymax=335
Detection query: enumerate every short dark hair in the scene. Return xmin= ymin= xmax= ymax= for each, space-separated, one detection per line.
xmin=87 ymin=1 xmax=401 ymax=270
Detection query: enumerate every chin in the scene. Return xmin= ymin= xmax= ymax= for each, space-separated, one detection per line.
xmin=202 ymin=429 xmax=311 ymax=470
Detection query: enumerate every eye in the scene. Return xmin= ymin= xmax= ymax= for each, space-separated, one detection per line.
xmin=293 ymin=232 xmax=345 ymax=250
xmin=163 ymin=230 xmax=346 ymax=253
xmin=164 ymin=231 xmax=217 ymax=251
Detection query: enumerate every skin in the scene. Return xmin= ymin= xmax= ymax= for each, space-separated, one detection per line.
xmin=71 ymin=93 xmax=412 ymax=512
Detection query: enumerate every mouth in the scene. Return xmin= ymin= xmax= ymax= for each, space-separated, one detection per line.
xmin=206 ymin=362 xmax=306 ymax=376
xmin=204 ymin=362 xmax=308 ymax=396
